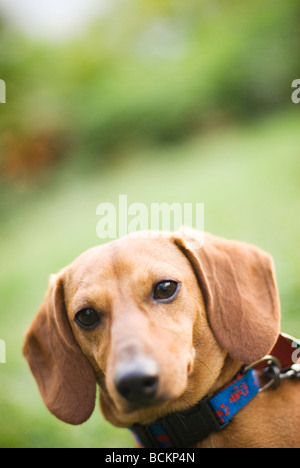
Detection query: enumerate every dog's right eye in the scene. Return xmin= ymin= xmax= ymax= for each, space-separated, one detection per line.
xmin=75 ymin=309 xmax=100 ymax=330
xmin=153 ymin=281 xmax=179 ymax=301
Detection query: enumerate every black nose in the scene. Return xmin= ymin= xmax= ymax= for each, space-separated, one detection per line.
xmin=114 ymin=358 xmax=159 ymax=406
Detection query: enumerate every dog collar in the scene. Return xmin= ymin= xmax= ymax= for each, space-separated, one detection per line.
xmin=130 ymin=333 xmax=300 ymax=448
xmin=131 ymin=368 xmax=259 ymax=448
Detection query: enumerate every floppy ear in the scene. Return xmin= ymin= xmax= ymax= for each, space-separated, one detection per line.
xmin=23 ymin=275 xmax=97 ymax=425
xmin=174 ymin=229 xmax=281 ymax=364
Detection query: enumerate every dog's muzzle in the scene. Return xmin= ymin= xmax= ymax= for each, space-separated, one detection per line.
xmin=114 ymin=356 xmax=160 ymax=408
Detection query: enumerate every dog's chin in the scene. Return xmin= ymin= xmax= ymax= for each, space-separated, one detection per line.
xmin=109 ymin=387 xmax=194 ymax=427
xmin=117 ymin=393 xmax=169 ymax=415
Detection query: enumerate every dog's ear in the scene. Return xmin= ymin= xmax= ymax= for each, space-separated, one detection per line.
xmin=174 ymin=229 xmax=281 ymax=364
xmin=23 ymin=274 xmax=97 ymax=425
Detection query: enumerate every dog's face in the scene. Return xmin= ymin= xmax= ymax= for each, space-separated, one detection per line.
xmin=63 ymin=236 xmax=225 ymax=426
xmin=23 ymin=229 xmax=281 ymax=427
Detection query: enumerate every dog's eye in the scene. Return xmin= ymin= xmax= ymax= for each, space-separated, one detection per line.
xmin=153 ymin=281 xmax=179 ymax=301
xmin=75 ymin=309 xmax=100 ymax=329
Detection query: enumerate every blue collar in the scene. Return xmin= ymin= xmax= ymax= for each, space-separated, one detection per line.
xmin=130 ymin=368 xmax=260 ymax=448
xmin=130 ymin=333 xmax=300 ymax=448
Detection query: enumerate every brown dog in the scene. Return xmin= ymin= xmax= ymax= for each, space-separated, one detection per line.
xmin=23 ymin=229 xmax=300 ymax=448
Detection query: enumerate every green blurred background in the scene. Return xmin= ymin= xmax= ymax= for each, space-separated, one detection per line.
xmin=0 ymin=0 xmax=300 ymax=448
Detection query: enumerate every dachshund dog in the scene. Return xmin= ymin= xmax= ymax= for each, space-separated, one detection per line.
xmin=23 ymin=229 xmax=300 ymax=448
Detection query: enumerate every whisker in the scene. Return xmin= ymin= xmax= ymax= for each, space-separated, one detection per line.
xmin=194 ymin=357 xmax=214 ymax=376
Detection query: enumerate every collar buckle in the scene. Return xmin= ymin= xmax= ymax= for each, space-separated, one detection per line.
xmin=163 ymin=395 xmax=228 ymax=447
xmin=244 ymin=355 xmax=282 ymax=393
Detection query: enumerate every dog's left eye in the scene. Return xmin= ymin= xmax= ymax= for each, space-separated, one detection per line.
xmin=153 ymin=281 xmax=179 ymax=301
xmin=75 ymin=309 xmax=100 ymax=329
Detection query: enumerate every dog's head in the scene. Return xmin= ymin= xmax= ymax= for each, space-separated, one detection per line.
xmin=23 ymin=229 xmax=280 ymax=427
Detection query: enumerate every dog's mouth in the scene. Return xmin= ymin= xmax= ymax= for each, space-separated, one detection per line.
xmin=114 ymin=385 xmax=197 ymax=428
xmin=103 ymin=347 xmax=196 ymax=426
xmin=121 ymin=394 xmax=168 ymax=414
xmin=110 ymin=358 xmax=193 ymax=420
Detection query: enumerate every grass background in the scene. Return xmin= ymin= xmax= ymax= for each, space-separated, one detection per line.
xmin=0 ymin=108 xmax=300 ymax=447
